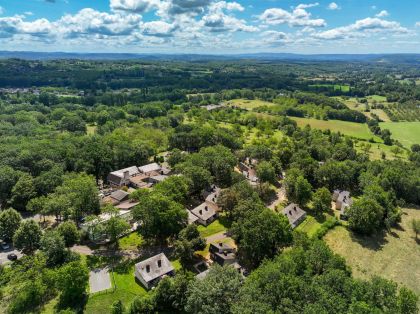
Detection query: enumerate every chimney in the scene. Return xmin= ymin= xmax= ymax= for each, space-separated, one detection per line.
xmin=161 ymin=170 xmax=164 ymax=175
xmin=199 ymin=209 xmax=203 ymax=215
xmin=157 ymin=260 xmax=162 ymax=268
xmin=219 ymin=243 xmax=223 ymax=247
xmin=224 ymin=251 xmax=227 ymax=256
xmin=289 ymin=211 xmax=292 ymax=215
xmin=146 ymin=265 xmax=150 ymax=273
xmin=123 ymin=170 xmax=130 ymax=180
xmin=205 ymin=206 xmax=208 ymax=211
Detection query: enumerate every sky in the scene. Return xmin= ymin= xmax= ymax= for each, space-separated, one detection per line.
xmin=0 ymin=0 xmax=419 ymax=54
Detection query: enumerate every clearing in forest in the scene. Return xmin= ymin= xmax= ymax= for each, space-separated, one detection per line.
xmin=324 ymin=208 xmax=420 ymax=296
xmin=290 ymin=117 xmax=380 ymax=141
xmin=379 ymin=122 xmax=420 ymax=148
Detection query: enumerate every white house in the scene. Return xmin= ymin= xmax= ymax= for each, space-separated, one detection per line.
xmin=134 ymin=253 xmax=175 ymax=289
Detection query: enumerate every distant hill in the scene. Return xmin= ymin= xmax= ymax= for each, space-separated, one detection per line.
xmin=0 ymin=51 xmax=419 ymax=64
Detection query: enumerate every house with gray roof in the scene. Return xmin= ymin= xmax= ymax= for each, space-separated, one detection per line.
xmin=333 ymin=190 xmax=353 ymax=219
xmin=107 ymin=166 xmax=140 ymax=187
xmin=190 ymin=203 xmax=218 ymax=226
xmin=135 ymin=253 xmax=175 ymax=289
xmin=209 ymin=242 xmax=236 ymax=266
xmin=138 ymin=163 xmax=161 ymax=175
xmin=282 ymin=203 xmax=307 ymax=228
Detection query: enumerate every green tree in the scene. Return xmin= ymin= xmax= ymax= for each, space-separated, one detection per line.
xmin=312 ymin=187 xmax=332 ymax=214
xmin=57 ymin=260 xmax=89 ymax=306
xmin=54 ymin=173 xmax=100 ymax=223
xmin=40 ymin=230 xmax=67 ymax=266
xmin=13 ymin=220 xmax=42 ymax=255
xmin=285 ymin=169 xmax=312 ymax=207
xmin=347 ymin=197 xmax=384 ymax=235
xmin=0 ymin=166 xmax=20 ymax=206
xmin=132 ymin=193 xmax=187 ymax=241
xmin=0 ymin=208 xmax=22 ymax=242
xmin=232 ymin=208 xmax=292 ymax=269
xmin=174 ymin=225 xmax=206 ymax=267
xmin=256 ymin=161 xmax=276 ymax=184
xmin=185 ymin=265 xmax=242 ymax=314
xmin=103 ymin=205 xmax=130 ymax=245
xmin=10 ymin=173 xmax=36 ymax=211
xmin=181 ymin=165 xmax=213 ymax=195
xmin=57 ymin=221 xmax=80 ymax=247
xmin=111 ymin=300 xmax=125 ymax=314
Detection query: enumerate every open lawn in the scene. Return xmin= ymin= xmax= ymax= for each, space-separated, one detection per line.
xmin=85 ymin=262 xmax=147 ymax=314
xmin=225 ymin=98 xmax=277 ymax=110
xmin=354 ymin=140 xmax=408 ymax=161
xmin=324 ymin=208 xmax=420 ymax=297
xmin=379 ymin=122 xmax=420 ymax=148
xmin=290 ymin=117 xmax=381 ymax=141
xmin=197 ymin=219 xmax=228 ymax=238
xmin=338 ymin=96 xmax=391 ymax=122
xmin=295 ymin=215 xmax=322 ymax=237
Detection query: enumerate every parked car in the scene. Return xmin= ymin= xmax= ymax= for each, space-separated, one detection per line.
xmin=1 ymin=242 xmax=10 ymax=251
xmin=7 ymin=253 xmax=17 ymax=261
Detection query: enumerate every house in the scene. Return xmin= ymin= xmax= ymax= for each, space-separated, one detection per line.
xmin=107 ymin=166 xmax=140 ymax=187
xmin=148 ymin=175 xmax=169 ymax=185
xmin=138 ymin=163 xmax=162 ymax=176
xmin=238 ymin=162 xmax=259 ymax=184
xmin=135 ymin=253 xmax=175 ymax=289
xmin=203 ymin=186 xmax=221 ymax=209
xmin=80 ymin=210 xmax=132 ymax=241
xmin=190 ymin=203 xmax=218 ymax=226
xmin=333 ymin=190 xmax=353 ymax=219
xmin=209 ymin=242 xmax=236 ymax=266
xmin=116 ymin=200 xmax=139 ymax=211
xmin=186 ymin=209 xmax=199 ymax=225
xmin=282 ymin=203 xmax=307 ymax=228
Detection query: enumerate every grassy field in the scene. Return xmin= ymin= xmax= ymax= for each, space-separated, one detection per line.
xmin=85 ymin=263 xmax=147 ymax=314
xmin=295 ymin=215 xmax=323 ymax=237
xmin=379 ymin=122 xmax=420 ymax=148
xmin=197 ymin=219 xmax=228 ymax=238
xmin=290 ymin=117 xmax=381 ymax=141
xmin=340 ymin=97 xmax=391 ymax=122
xmin=87 ymin=124 xmax=97 ymax=135
xmin=225 ymin=98 xmax=277 ymax=110
xmin=354 ymin=140 xmax=408 ymax=160
xmin=118 ymin=232 xmax=143 ymax=251
xmin=324 ymin=208 xmax=420 ymax=296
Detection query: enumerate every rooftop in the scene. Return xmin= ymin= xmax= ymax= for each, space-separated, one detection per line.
xmin=138 ymin=163 xmax=161 ymax=174
xmin=282 ymin=203 xmax=306 ymax=226
xmin=191 ymin=202 xmax=217 ymax=221
xmin=135 ymin=253 xmax=174 ymax=283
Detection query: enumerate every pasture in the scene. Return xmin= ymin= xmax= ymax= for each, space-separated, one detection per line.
xmin=324 ymin=208 xmax=420 ymax=296
xmin=290 ymin=117 xmax=380 ymax=141
xmin=225 ymin=99 xmax=277 ymax=110
xmin=309 ymin=84 xmax=350 ymax=92
xmin=379 ymin=122 xmax=420 ymax=148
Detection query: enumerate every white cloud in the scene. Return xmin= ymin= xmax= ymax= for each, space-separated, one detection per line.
xmin=416 ymin=22 xmax=420 ymax=27
xmin=259 ymin=4 xmax=326 ymax=27
xmin=0 ymin=6 xmax=4 ymax=15
xmin=315 ymin=17 xmax=409 ymax=40
xmin=260 ymin=30 xmax=291 ymax=46
xmin=375 ymin=10 xmax=389 ymax=17
xmin=141 ymin=20 xmax=177 ymax=37
xmin=110 ymin=0 xmax=161 ymax=13
xmin=327 ymin=2 xmax=340 ymax=10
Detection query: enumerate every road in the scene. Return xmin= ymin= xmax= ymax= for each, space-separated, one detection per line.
xmin=0 ymin=246 xmax=22 ymax=265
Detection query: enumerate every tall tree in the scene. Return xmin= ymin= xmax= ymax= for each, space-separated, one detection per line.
xmin=13 ymin=220 xmax=42 ymax=255
xmin=0 ymin=208 xmax=22 ymax=242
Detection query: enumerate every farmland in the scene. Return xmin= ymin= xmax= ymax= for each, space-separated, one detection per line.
xmin=225 ymin=98 xmax=277 ymax=110
xmin=379 ymin=122 xmax=420 ymax=148
xmin=290 ymin=117 xmax=380 ymax=141
xmin=324 ymin=208 xmax=420 ymax=297
xmin=308 ymin=84 xmax=351 ymax=92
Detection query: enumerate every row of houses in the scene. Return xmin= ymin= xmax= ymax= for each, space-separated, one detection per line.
xmin=107 ymin=163 xmax=170 ymax=189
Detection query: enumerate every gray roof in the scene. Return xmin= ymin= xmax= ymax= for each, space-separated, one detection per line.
xmin=191 ymin=203 xmax=217 ymax=221
xmin=111 ymin=166 xmax=140 ymax=178
xmin=150 ymin=175 xmax=169 ymax=182
xmin=205 ymin=187 xmax=221 ymax=205
xmin=209 ymin=242 xmax=235 ymax=254
xmin=110 ymin=190 xmax=129 ymax=202
xmin=282 ymin=203 xmax=306 ymax=227
xmin=135 ymin=253 xmax=174 ymax=283
xmin=138 ymin=163 xmax=161 ymax=174
xmin=187 ymin=210 xmax=199 ymax=224
xmin=333 ymin=190 xmax=353 ymax=206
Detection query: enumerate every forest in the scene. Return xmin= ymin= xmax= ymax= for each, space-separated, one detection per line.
xmin=0 ymin=58 xmax=419 ymax=314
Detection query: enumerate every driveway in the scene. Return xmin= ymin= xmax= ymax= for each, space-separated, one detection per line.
xmin=0 ymin=246 xmax=22 ymax=265
xmin=89 ymin=267 xmax=111 ymax=293
xmin=205 ymin=231 xmax=228 ymax=243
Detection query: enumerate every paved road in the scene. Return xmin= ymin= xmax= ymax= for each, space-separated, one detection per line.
xmin=0 ymin=247 xmax=22 ymax=265
xmin=89 ymin=267 xmax=111 ymax=293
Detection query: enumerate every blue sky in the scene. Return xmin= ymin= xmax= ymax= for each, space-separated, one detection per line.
xmin=0 ymin=0 xmax=419 ymax=53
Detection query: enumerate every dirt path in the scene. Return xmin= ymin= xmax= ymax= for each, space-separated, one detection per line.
xmin=268 ymin=187 xmax=287 ymax=210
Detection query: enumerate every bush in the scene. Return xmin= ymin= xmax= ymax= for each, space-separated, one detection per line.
xmin=313 ymin=217 xmax=340 ymax=239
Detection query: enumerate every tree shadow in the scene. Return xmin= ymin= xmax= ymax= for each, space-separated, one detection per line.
xmin=349 ymin=229 xmax=388 ymax=251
